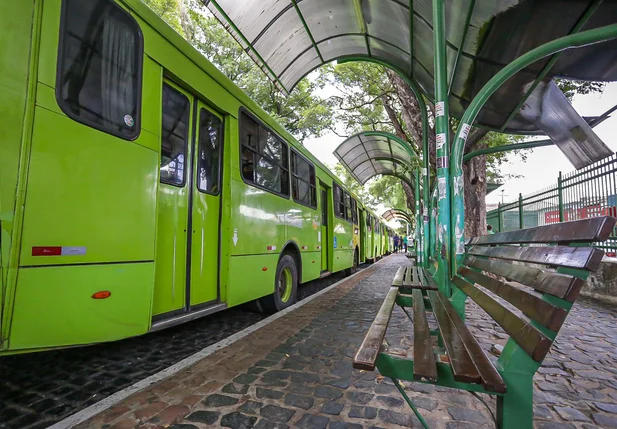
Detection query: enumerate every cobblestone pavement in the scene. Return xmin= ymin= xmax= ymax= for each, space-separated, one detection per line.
xmin=0 ymin=269 xmax=354 ymax=429
xmin=35 ymin=255 xmax=617 ymax=428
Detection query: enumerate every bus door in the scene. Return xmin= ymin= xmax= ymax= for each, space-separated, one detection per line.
xmin=153 ymin=81 xmax=221 ymax=319
xmin=359 ymin=209 xmax=366 ymax=263
xmin=188 ymin=101 xmax=223 ymax=308
xmin=320 ymin=182 xmax=329 ymax=272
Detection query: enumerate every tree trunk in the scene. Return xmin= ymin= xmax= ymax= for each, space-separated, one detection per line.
xmin=401 ymin=180 xmax=415 ymax=211
xmin=463 ymin=149 xmax=487 ymax=238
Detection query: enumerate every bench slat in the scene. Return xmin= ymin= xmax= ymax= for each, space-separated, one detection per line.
xmin=392 ymin=266 xmax=405 ymax=287
xmin=469 ymin=216 xmax=616 ymax=245
xmin=404 ymin=266 xmax=413 ymax=286
xmin=420 ymin=268 xmax=438 ymax=288
xmin=412 ymin=289 xmax=438 ymax=382
xmin=428 ymin=291 xmax=481 ymax=384
xmin=432 ymin=291 xmax=506 ymax=393
xmin=464 ymin=255 xmax=584 ymax=302
xmin=467 ymin=245 xmax=604 ymax=271
xmin=458 ymin=266 xmax=567 ymax=331
xmin=412 ymin=267 xmax=420 ymax=287
xmin=452 ymin=276 xmax=552 ymax=362
xmin=353 ymin=287 xmax=398 ymax=371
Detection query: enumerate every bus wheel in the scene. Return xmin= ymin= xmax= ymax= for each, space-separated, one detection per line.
xmin=261 ymin=255 xmax=298 ymax=313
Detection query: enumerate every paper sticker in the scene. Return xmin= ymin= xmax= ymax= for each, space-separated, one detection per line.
xmin=435 ymin=101 xmax=445 ymax=117
xmin=422 ymin=167 xmax=428 ymax=176
xmin=438 ymin=177 xmax=447 ymax=200
xmin=460 ymin=123 xmax=471 ymax=141
xmin=318 ymin=231 xmax=321 ymax=242
xmin=423 ymin=208 xmax=428 ymax=216
xmin=436 ymin=133 xmax=446 ymax=150
xmin=453 ymin=175 xmax=463 ymax=196
xmin=437 ymin=156 xmax=449 ymax=169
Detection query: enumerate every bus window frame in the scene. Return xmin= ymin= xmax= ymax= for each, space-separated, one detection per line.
xmin=55 ymin=0 xmax=144 ymax=141
xmin=196 ymin=106 xmax=224 ymax=196
xmin=238 ymin=107 xmax=290 ymax=199
xmin=290 ymin=148 xmax=317 ymax=210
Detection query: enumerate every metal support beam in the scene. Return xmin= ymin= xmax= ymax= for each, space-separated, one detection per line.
xmin=433 ymin=0 xmax=451 ymax=294
xmin=499 ymin=0 xmax=604 ymax=132
xmin=463 ymin=139 xmax=553 ymax=162
xmin=451 ymin=23 xmax=617 ymax=274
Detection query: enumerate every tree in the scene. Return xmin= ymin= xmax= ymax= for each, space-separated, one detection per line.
xmin=141 ymin=0 xmax=333 ymax=144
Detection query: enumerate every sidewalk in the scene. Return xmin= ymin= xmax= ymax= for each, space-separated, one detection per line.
xmin=70 ymin=255 xmax=617 ymax=429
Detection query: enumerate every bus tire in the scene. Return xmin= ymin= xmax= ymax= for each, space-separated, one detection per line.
xmin=260 ymin=255 xmax=298 ymax=313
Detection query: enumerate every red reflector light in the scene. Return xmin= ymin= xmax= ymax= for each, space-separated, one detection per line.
xmin=92 ymin=291 xmax=111 ymax=299
xmin=32 ymin=246 xmax=62 ymax=256
xmin=262 ymin=267 xmax=268 ymax=271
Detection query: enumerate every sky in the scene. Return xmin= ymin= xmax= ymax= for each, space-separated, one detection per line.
xmin=303 ymin=82 xmax=617 ymax=211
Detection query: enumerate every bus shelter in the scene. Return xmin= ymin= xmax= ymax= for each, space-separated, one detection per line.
xmin=203 ymin=1 xmax=617 ymax=426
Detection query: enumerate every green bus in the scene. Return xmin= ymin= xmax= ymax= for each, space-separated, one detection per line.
xmin=0 ymin=0 xmax=392 ymax=355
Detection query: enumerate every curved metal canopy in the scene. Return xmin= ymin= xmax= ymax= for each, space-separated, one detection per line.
xmin=333 ymin=131 xmax=416 ymax=186
xmin=205 ymin=0 xmax=617 ymax=161
xmin=382 ymin=209 xmax=411 ymax=223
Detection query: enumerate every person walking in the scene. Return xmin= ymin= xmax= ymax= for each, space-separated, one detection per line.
xmin=403 ymin=235 xmax=408 ymax=253
xmin=393 ymin=234 xmax=399 ymax=253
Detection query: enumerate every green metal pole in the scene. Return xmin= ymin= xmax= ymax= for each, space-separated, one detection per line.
xmin=433 ymin=0 xmax=451 ymax=294
xmin=518 ymin=193 xmax=524 ymax=229
xmin=450 ymin=23 xmax=617 ymax=266
xmin=497 ymin=203 xmax=503 ymax=233
xmin=558 ymin=171 xmax=564 ymax=222
xmin=463 ymin=139 xmax=553 ymax=162
xmin=415 ymin=170 xmax=421 ymax=264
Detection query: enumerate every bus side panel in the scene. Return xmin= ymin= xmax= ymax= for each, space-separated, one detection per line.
xmin=0 ymin=0 xmax=37 ymax=343
xmin=286 ymin=205 xmax=320 ymax=284
xmin=9 ymin=263 xmax=152 ymax=350
xmin=19 ymin=107 xmax=159 ymax=266
xmin=332 ymin=219 xmax=353 ymax=273
xmin=227 ymin=255 xmax=277 ymax=307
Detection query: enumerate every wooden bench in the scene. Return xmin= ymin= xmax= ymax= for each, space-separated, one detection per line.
xmin=392 ymin=265 xmax=437 ymax=293
xmin=353 ymin=216 xmax=615 ymax=429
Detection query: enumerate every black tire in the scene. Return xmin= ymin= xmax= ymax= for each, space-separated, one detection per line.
xmin=259 ymin=255 xmax=298 ymax=313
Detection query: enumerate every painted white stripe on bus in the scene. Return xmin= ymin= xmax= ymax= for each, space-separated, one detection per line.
xmin=50 ymin=257 xmax=389 ymax=429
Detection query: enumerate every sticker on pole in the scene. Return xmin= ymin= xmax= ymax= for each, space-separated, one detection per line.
xmin=460 ymin=123 xmax=471 ymax=141
xmin=435 ymin=101 xmax=445 ymax=118
xmin=438 ymin=177 xmax=447 ymax=201
xmin=422 ymin=167 xmax=428 ymax=176
xmin=436 ymin=133 xmax=446 ymax=150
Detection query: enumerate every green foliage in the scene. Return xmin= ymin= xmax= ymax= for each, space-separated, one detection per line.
xmin=320 ymin=62 xmax=396 ymax=135
xmin=141 ymin=0 xmax=333 ymax=143
xmin=556 ymin=79 xmax=606 ymax=100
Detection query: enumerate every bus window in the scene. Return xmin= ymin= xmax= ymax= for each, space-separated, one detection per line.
xmin=291 ymin=150 xmax=316 ymax=208
xmin=351 ymin=198 xmax=358 ymax=224
xmin=344 ymin=192 xmax=352 ymax=221
xmin=197 ymin=109 xmax=223 ymax=194
xmin=334 ymin=184 xmax=345 ymax=219
xmin=240 ymin=112 xmax=289 ymax=196
xmin=160 ymin=84 xmax=190 ymax=186
xmin=56 ymin=0 xmax=142 ymax=139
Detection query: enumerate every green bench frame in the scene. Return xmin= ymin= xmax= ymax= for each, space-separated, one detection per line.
xmin=354 ymin=216 xmax=616 ymax=429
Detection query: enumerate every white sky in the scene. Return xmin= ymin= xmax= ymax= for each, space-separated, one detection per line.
xmin=303 ymin=82 xmax=617 ymax=211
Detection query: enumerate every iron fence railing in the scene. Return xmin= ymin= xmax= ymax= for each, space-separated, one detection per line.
xmin=487 ymin=153 xmax=617 ymax=255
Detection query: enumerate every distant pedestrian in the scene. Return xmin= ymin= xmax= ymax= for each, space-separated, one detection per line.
xmin=487 ymin=225 xmax=495 ymax=235
xmin=393 ymin=235 xmax=399 ymax=253
xmin=403 ymin=235 xmax=408 ymax=253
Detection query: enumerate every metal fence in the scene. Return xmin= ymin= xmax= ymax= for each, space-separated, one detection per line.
xmin=487 ymin=153 xmax=617 ymax=254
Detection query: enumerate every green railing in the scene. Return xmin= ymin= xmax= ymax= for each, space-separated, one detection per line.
xmin=487 ymin=153 xmax=617 ymax=255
